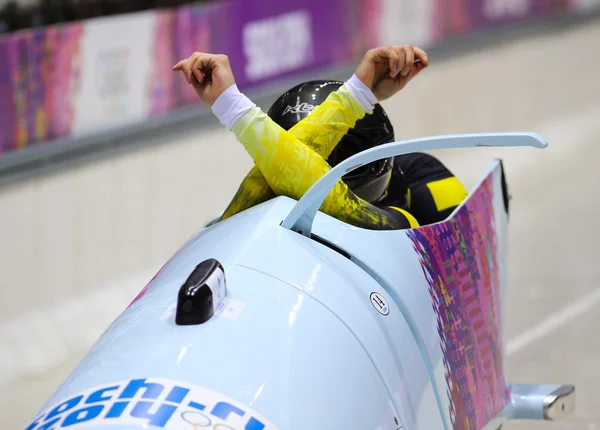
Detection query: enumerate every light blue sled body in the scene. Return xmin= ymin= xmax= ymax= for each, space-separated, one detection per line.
xmin=27 ymin=133 xmax=575 ymax=430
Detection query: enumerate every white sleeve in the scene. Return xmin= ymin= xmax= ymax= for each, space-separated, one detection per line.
xmin=346 ymin=74 xmax=379 ymax=112
xmin=211 ymin=84 xmax=256 ymax=130
xmin=212 ymin=75 xmax=377 ymax=129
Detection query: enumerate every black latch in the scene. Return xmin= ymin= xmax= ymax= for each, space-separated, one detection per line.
xmin=175 ymin=259 xmax=226 ymax=325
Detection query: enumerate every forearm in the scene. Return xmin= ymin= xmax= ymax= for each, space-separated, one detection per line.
xmin=288 ymin=75 xmax=379 ymax=158
xmin=219 ymin=166 xmax=275 ymax=221
xmin=224 ymin=99 xmax=408 ymax=229
xmin=212 ymin=84 xmax=409 ymax=230
xmin=231 ymin=106 xmax=329 ymax=200
xmin=212 ymin=84 xmax=326 ymax=204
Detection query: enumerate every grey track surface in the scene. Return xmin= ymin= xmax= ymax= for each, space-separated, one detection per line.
xmin=2 ymin=13 xmax=600 ymax=430
xmin=489 ymin=135 xmax=600 ymax=430
xmin=501 ymin=140 xmax=600 ymax=429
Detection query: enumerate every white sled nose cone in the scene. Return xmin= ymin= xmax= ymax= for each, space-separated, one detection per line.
xmin=543 ymin=385 xmax=576 ymax=421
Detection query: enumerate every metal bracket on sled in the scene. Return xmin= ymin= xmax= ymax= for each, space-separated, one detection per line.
xmin=503 ymin=383 xmax=576 ymax=421
xmin=281 ymin=132 xmax=548 ymax=237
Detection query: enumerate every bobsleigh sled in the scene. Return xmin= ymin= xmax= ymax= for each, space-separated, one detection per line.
xmin=27 ymin=132 xmax=575 ymax=430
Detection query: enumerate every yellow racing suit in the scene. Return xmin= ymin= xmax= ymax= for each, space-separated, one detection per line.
xmin=216 ymin=81 xmax=467 ymax=230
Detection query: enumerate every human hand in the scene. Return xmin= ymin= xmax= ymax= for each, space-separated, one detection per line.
xmin=172 ymin=52 xmax=236 ymax=106
xmin=354 ymin=45 xmax=429 ymax=101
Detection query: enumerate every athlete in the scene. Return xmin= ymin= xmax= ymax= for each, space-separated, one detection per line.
xmin=173 ymin=45 xmax=467 ymax=229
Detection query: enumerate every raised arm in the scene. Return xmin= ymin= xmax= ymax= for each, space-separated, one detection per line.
xmin=216 ymin=77 xmax=373 ymax=222
xmin=217 ymin=77 xmax=377 ymax=222
xmin=286 ymin=76 xmax=375 ymax=158
xmin=289 ymin=45 xmax=429 ymax=158
xmin=214 ymin=85 xmax=412 ymax=229
xmin=173 ymin=47 xmax=428 ymax=228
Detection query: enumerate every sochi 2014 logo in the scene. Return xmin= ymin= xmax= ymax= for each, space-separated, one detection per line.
xmin=27 ymin=378 xmax=278 ymax=430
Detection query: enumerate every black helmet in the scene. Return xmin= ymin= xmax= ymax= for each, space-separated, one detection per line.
xmin=267 ymin=80 xmax=395 ymax=204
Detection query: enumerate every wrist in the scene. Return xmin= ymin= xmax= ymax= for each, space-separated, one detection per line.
xmin=347 ymin=74 xmax=379 ymax=111
xmin=353 ymin=67 xmax=376 ymax=91
xmin=211 ymin=84 xmax=256 ymax=130
xmin=210 ymin=80 xmax=236 ymax=106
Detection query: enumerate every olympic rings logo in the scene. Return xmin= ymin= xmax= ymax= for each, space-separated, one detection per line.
xmin=181 ymin=411 xmax=237 ymax=430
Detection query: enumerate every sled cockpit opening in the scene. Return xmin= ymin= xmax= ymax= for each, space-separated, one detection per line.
xmin=281 ymin=132 xmax=547 ymax=238
xmin=308 ymin=233 xmax=351 ymax=259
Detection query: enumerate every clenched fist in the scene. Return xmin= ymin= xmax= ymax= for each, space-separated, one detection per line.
xmin=172 ymin=52 xmax=236 ymax=106
xmin=354 ymin=45 xmax=429 ymax=101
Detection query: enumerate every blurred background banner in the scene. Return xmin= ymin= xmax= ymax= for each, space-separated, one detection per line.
xmin=375 ymin=0 xmax=436 ymax=47
xmin=0 ymin=22 xmax=84 ymax=151
xmin=465 ymin=0 xmax=575 ymax=31
xmin=0 ymin=0 xmax=598 ymax=157
xmin=71 ymin=12 xmax=156 ymax=138
xmin=221 ymin=0 xmax=344 ymax=86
